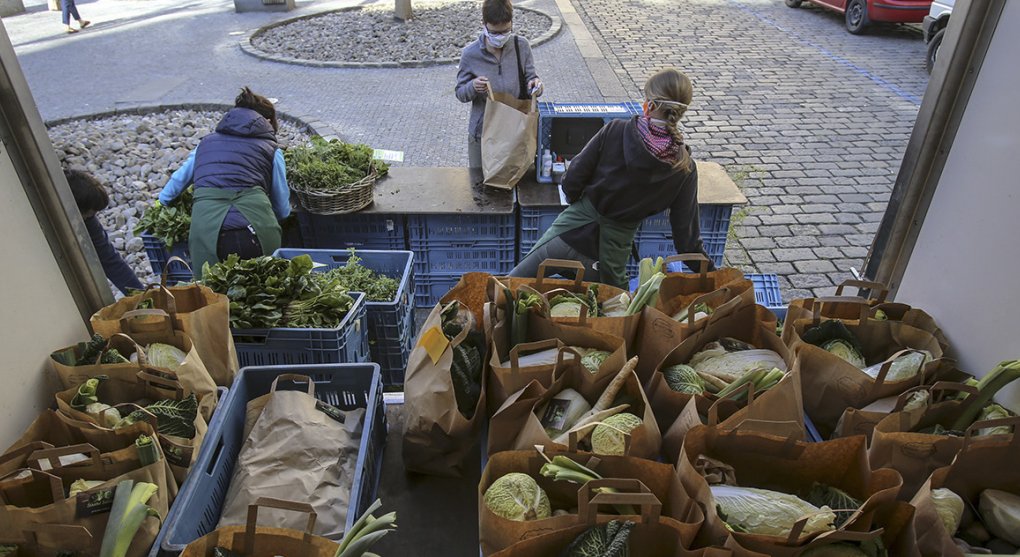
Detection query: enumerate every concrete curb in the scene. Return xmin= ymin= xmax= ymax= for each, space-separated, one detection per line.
xmin=44 ymin=102 xmax=343 ymax=141
xmin=238 ymin=4 xmax=562 ymax=69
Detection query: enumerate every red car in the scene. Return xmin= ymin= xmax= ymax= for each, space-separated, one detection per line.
xmin=785 ymin=0 xmax=933 ymax=34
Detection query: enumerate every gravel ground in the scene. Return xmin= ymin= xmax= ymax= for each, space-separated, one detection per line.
xmin=48 ymin=109 xmax=311 ymax=291
xmin=250 ymin=1 xmax=553 ymax=64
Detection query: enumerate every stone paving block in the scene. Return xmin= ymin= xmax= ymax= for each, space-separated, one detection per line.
xmin=789 ymin=273 xmax=833 ymax=289
xmin=776 ymin=236 xmax=820 ymax=249
xmin=794 ymin=260 xmax=837 ymax=274
xmin=774 ymin=248 xmax=816 ymax=262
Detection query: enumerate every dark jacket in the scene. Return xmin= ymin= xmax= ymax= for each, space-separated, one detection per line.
xmin=85 ymin=215 xmax=143 ymax=296
xmin=559 ymin=117 xmax=712 ymax=268
xmin=193 ymin=108 xmax=277 ymax=192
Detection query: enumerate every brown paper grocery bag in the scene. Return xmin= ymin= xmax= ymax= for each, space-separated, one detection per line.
xmin=0 ymin=523 xmax=97 ymax=557
xmin=403 ymin=300 xmax=488 ymax=477
xmin=92 ymin=270 xmax=240 ymax=386
xmin=479 ymin=450 xmax=702 ymax=555
xmin=907 ymin=424 xmax=1020 ymax=557
xmin=218 ymin=375 xmax=363 ymax=538
xmin=184 ymin=498 xmax=340 ymax=557
xmin=677 ymin=426 xmax=902 ymax=556
xmin=441 ymin=271 xmax=495 ymax=337
xmin=784 ymin=297 xmax=946 ymax=438
xmin=490 ymin=516 xmax=723 ymax=557
xmin=655 ymin=254 xmax=754 ymax=312
xmin=488 ymin=312 xmax=627 ymax=413
xmin=488 ymin=356 xmax=661 ymax=459
xmin=481 ymin=87 xmax=538 ymax=190
xmin=53 ymin=365 xmax=208 ymax=487
xmin=868 ymin=384 xmax=1015 ymax=498
xmin=0 ymin=443 xmax=172 ymax=557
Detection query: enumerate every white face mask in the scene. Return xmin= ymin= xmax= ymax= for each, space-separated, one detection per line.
xmin=484 ymin=27 xmax=511 ymax=48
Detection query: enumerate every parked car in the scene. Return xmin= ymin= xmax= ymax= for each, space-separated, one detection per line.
xmin=785 ymin=0 xmax=933 ymax=35
xmin=923 ymin=0 xmax=954 ymax=72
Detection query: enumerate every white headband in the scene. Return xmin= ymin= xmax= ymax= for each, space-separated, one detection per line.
xmin=648 ymin=99 xmax=689 ymax=110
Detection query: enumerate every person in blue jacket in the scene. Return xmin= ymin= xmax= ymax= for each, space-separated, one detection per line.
xmin=159 ymin=87 xmax=291 ymax=279
xmin=65 ymin=169 xmax=144 ymax=295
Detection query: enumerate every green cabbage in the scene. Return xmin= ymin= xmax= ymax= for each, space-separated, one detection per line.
xmin=145 ymin=343 xmax=187 ymax=372
xmin=711 ymin=485 xmax=835 ymax=537
xmin=483 ymin=473 xmax=551 ymax=522
xmin=977 ymin=403 xmax=1012 ymax=435
xmin=822 ymin=339 xmax=866 ymax=369
xmin=692 ymin=349 xmax=787 ymax=384
xmin=591 ymin=413 xmax=642 ymax=456
xmin=931 ymin=488 xmax=964 ymax=535
xmin=863 ymin=350 xmax=932 ymax=382
xmin=550 ymin=301 xmax=585 ymax=318
xmin=663 ymin=364 xmax=705 ymax=395
xmin=581 ymin=350 xmax=610 ymax=375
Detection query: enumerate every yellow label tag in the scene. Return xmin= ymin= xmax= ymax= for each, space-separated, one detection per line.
xmin=418 ymin=326 xmax=450 ymax=365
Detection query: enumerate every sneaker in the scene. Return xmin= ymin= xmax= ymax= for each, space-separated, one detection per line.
xmin=79 ymin=20 xmax=90 ymax=28
xmin=66 ymin=26 xmax=78 ymax=33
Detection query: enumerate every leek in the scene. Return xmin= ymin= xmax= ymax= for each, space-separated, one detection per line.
xmin=336 ymin=500 xmax=397 ymax=557
xmin=951 ymin=360 xmax=1020 ymax=431
xmin=99 ymin=480 xmax=160 ymax=557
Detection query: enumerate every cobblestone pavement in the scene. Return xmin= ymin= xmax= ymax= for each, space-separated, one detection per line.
xmin=574 ymin=0 xmax=929 ymax=299
xmin=4 ymin=0 xmax=601 ymax=168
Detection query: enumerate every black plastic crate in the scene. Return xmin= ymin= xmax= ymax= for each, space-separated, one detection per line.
xmin=140 ymin=233 xmax=193 ymax=283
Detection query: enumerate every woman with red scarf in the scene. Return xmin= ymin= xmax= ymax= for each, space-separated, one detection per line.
xmin=510 ymin=68 xmax=713 ymax=288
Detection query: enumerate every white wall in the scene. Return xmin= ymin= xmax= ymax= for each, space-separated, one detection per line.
xmin=897 ymin=1 xmax=1020 ymax=409
xmin=0 ymin=137 xmax=88 ymax=447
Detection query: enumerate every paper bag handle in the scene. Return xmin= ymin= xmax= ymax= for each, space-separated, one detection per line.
xmin=108 ymin=332 xmax=150 ymax=368
xmin=835 ymin=279 xmax=889 ymax=303
xmin=509 ymin=339 xmax=563 ymax=374
xmin=810 ymin=296 xmax=870 ymax=324
xmin=726 ymin=424 xmax=805 ymax=459
xmin=664 ymin=253 xmax=710 ymax=275
xmin=0 ymin=441 xmax=54 ymax=467
xmin=136 ymin=369 xmax=186 ymax=398
xmin=799 ymin=527 xmax=884 ymax=546
xmin=870 ymin=349 xmax=930 ymax=389
xmin=118 ymin=309 xmax=176 ymax=336
xmin=536 ymin=259 xmax=585 ymax=288
xmin=27 ymin=443 xmax=102 ymax=471
xmin=0 ymin=468 xmax=64 ymax=503
xmin=578 ymin=479 xmax=661 ymax=525
xmin=21 ymin=523 xmax=94 ymax=546
xmin=136 ymin=284 xmax=178 ymax=314
xmin=707 ymin=381 xmax=758 ymax=426
xmin=270 ymin=374 xmax=316 ymax=397
xmin=963 ymin=416 xmax=1020 ymax=448
xmin=162 ymin=256 xmax=194 ymax=286
xmin=245 ymin=497 xmax=317 ymax=553
xmin=685 ymin=287 xmax=738 ymax=328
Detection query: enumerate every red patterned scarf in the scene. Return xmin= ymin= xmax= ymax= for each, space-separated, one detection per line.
xmin=636 ymin=116 xmax=682 ymax=164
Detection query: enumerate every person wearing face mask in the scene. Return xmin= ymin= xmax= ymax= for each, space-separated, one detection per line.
xmin=510 ymin=68 xmax=714 ymax=289
xmin=455 ymin=0 xmax=543 ymax=184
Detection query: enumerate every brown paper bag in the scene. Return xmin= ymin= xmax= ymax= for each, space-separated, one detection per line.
xmin=678 ymin=425 xmax=903 ymax=556
xmin=402 ymin=300 xmax=488 ymax=477
xmin=907 ymin=424 xmax=1020 ymax=557
xmin=0 ymin=443 xmax=172 ymax=557
xmin=488 ymin=357 xmax=661 ymax=459
xmin=92 ymin=273 xmax=240 ymax=386
xmin=218 ymin=375 xmax=363 ymax=538
xmin=656 ymin=254 xmax=755 ymax=312
xmin=784 ymin=297 xmax=946 ymax=438
xmin=0 ymin=523 xmax=98 ymax=557
xmin=53 ymin=365 xmax=208 ymax=487
xmin=479 ymin=449 xmax=702 ymax=555
xmin=441 ymin=271 xmax=495 ymax=336
xmin=488 ymin=312 xmax=627 ymax=413
xmin=184 ymin=498 xmax=340 ymax=557
xmin=481 ymin=88 xmax=538 ymax=190
xmin=868 ymin=383 xmax=1013 ymax=498
xmin=648 ymin=301 xmax=802 ymax=462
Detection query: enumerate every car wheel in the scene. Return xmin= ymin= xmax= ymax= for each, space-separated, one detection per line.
xmin=845 ymin=0 xmax=869 ymax=34
xmin=926 ymin=28 xmax=946 ymax=73
xmin=785 ymin=0 xmax=803 ymax=7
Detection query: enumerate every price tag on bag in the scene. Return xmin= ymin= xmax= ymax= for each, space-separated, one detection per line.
xmin=418 ymin=326 xmax=450 ymax=365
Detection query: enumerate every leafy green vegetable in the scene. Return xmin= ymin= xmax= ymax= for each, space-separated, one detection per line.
xmin=663 ymin=364 xmax=705 ymax=395
xmin=322 ymin=249 xmax=399 ymax=302
xmin=335 ymin=499 xmax=397 ymax=557
xmin=483 ymin=473 xmax=551 ymax=522
xmin=134 ymin=186 xmax=193 ymax=247
xmin=806 ymin=482 xmax=863 ymax=528
xmin=822 ymin=339 xmax=867 ymax=369
xmin=99 ymin=480 xmax=160 ymax=557
xmin=803 ymin=320 xmax=866 ymax=362
xmin=71 ymin=377 xmax=104 ymax=411
xmin=285 ymin=137 xmax=388 ymax=193
xmin=580 ymin=350 xmax=610 ymax=375
xmin=560 ymin=520 xmax=634 ymax=557
xmin=442 ymin=302 xmax=484 ymax=419
xmin=145 ymin=343 xmax=187 ymax=372
xmin=625 ymin=272 xmax=665 ymax=315
xmin=951 ymin=360 xmax=1020 ymax=431
xmin=591 ymin=413 xmax=642 ymax=456
xmin=52 ymin=334 xmax=130 ymax=367
xmin=69 ymin=479 xmax=104 ymax=498
xmin=115 ymin=395 xmax=198 ymax=439
xmin=711 ymin=485 xmax=835 ymax=537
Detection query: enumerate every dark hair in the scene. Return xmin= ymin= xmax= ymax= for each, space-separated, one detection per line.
xmin=235 ymin=86 xmax=279 ymax=133
xmin=482 ymin=0 xmax=512 ymax=25
xmin=64 ymin=168 xmax=110 ymax=215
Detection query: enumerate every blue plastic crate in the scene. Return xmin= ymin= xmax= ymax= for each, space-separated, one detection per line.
xmin=536 ymin=102 xmax=643 ymax=183
xmin=519 ymin=206 xmax=564 ymax=259
xmin=273 ymin=248 xmax=415 ymax=383
xmin=371 ymin=306 xmax=416 ymax=386
xmin=140 ymin=233 xmax=193 ymax=284
xmin=746 ymin=272 xmax=786 ymax=322
xmin=414 ymin=273 xmax=464 ymax=308
xmin=635 ymin=230 xmax=727 ymax=269
xmin=151 ymin=364 xmax=386 ymax=557
xmin=407 ymin=213 xmax=515 ymax=244
xmin=641 ymin=204 xmax=735 ymax=236
xmin=410 ymin=239 xmax=517 ymax=276
xmin=804 ymin=412 xmax=823 ymax=442
xmin=296 ymin=211 xmax=407 ymax=250
xmin=233 ymin=292 xmax=370 ymax=368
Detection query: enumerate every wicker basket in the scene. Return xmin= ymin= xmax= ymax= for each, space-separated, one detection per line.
xmin=291 ymin=164 xmax=378 ymax=215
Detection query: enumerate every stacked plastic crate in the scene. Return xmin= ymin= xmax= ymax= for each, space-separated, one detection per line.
xmin=140 ymin=233 xmax=193 ymax=283
xmin=295 ymin=211 xmax=406 ymax=251
xmin=628 ymin=205 xmax=733 ymax=276
xmin=409 ymin=214 xmax=516 ymax=307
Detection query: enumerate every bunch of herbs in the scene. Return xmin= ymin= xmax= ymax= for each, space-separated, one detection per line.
xmin=134 ymin=186 xmax=193 ymax=247
xmin=284 ymin=136 xmax=389 ymax=192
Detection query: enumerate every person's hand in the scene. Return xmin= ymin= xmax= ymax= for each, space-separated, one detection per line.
xmin=528 ymin=78 xmax=544 ymax=97
xmin=473 ymin=76 xmax=490 ymax=94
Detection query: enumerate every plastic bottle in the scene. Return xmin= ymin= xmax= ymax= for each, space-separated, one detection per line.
xmin=541 ymin=149 xmax=553 ymax=178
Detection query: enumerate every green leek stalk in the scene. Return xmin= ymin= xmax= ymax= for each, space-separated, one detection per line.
xmin=625 ymin=272 xmax=665 ymax=316
xmin=135 ymin=435 xmax=160 ymax=467
xmin=951 ymin=359 xmax=1020 ymax=431
xmin=335 ymin=500 xmax=397 ymax=557
xmin=71 ymin=377 xmax=104 ymax=411
xmin=99 ymin=480 xmax=160 ymax=557
xmin=539 ymin=455 xmax=637 ymax=515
